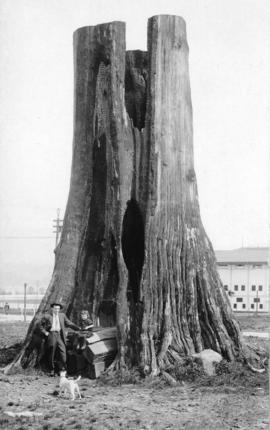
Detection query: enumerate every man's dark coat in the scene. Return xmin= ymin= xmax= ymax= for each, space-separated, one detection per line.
xmin=40 ymin=312 xmax=80 ymax=344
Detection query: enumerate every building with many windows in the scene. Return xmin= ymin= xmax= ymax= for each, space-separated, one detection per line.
xmin=215 ymin=247 xmax=269 ymax=312
xmin=0 ymin=294 xmax=43 ymax=312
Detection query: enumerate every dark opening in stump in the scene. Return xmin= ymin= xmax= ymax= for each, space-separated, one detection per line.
xmin=122 ymin=199 xmax=145 ymax=304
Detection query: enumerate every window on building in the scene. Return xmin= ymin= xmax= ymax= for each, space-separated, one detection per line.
xmin=258 ymin=285 xmax=263 ymax=291
xmin=233 ymin=304 xmax=237 ymax=309
xmin=254 ymin=298 xmax=260 ymax=303
xmin=234 ymin=285 xmax=238 ymax=291
xmin=224 ymin=285 xmax=228 ymax=291
xmin=241 ymin=285 xmax=245 ymax=291
xmin=242 ymin=304 xmax=246 ymax=309
xmin=251 ymin=304 xmax=254 ymax=309
xmin=236 ymin=298 xmax=243 ymax=302
xmin=251 ymin=285 xmax=256 ymax=291
xmin=259 ymin=304 xmax=263 ymax=309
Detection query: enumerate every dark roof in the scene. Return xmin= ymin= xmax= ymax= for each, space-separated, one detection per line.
xmin=215 ymin=247 xmax=269 ymax=264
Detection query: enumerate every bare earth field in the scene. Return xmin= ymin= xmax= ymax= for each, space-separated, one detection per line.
xmin=0 ymin=318 xmax=269 ymax=430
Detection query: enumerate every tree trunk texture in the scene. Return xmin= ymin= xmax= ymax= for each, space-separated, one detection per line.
xmin=8 ymin=15 xmax=243 ymax=374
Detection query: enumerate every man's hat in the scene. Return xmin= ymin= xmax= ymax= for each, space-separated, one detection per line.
xmin=50 ymin=302 xmax=63 ymax=309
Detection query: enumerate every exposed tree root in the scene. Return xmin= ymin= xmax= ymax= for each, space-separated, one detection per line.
xmin=4 ymin=337 xmax=41 ymax=375
xmin=102 ymin=356 xmax=121 ymax=375
xmin=160 ymin=370 xmax=177 ymax=386
xmin=4 ymin=356 xmax=23 ymax=375
xmin=246 ymin=362 xmax=266 ymax=374
xmin=242 ymin=343 xmax=268 ymax=373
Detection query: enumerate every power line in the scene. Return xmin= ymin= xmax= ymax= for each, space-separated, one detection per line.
xmin=0 ymin=209 xmax=63 ymax=244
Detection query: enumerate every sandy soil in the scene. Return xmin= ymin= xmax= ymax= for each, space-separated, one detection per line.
xmin=0 ymin=319 xmax=269 ymax=430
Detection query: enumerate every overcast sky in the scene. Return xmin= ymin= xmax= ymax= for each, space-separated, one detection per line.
xmin=0 ymin=0 xmax=269 ymax=287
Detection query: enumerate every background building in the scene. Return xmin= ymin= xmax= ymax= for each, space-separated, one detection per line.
xmin=215 ymin=247 xmax=269 ymax=312
xmin=0 ymin=294 xmax=43 ymax=313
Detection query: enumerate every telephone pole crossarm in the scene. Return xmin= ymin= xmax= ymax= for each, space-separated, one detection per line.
xmin=52 ymin=208 xmax=63 ymax=246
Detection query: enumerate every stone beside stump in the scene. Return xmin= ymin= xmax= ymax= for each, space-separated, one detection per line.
xmin=192 ymin=349 xmax=223 ymax=376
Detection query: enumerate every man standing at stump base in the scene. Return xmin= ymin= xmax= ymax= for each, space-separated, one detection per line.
xmin=40 ymin=302 xmax=80 ymax=376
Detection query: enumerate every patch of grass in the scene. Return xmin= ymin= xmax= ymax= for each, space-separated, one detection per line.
xmin=0 ymin=322 xmax=29 ymax=367
xmin=98 ymin=367 xmax=143 ymax=386
xmin=191 ymin=360 xmax=269 ymax=393
xmin=244 ymin=337 xmax=269 ymax=355
xmin=167 ymin=356 xmax=206 ymax=382
xmin=143 ymin=374 xmax=170 ymax=389
xmin=163 ymin=356 xmax=269 ymax=393
xmin=213 ymin=360 xmax=269 ymax=391
xmin=0 ymin=342 xmax=23 ymax=366
xmin=235 ymin=312 xmax=269 ymax=332
xmin=96 ymin=355 xmax=268 ymax=393
xmin=0 ymin=322 xmax=29 ymax=348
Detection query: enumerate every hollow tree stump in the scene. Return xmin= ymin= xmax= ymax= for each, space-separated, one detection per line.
xmin=7 ymin=15 xmax=243 ymax=374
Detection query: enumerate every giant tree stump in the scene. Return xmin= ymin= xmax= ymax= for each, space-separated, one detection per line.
xmin=8 ymin=15 xmax=243 ymax=374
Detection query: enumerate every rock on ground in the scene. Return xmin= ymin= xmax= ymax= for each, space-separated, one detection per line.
xmin=192 ymin=349 xmax=222 ymax=375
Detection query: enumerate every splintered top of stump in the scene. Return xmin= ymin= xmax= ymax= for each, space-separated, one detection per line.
xmin=74 ymin=20 xmax=126 ymax=34
xmin=73 ymin=15 xmax=187 ymax=41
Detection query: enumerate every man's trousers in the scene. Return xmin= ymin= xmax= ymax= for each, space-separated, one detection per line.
xmin=47 ymin=331 xmax=66 ymax=371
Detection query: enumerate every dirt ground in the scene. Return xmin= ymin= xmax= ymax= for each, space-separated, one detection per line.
xmin=0 ymin=319 xmax=269 ymax=430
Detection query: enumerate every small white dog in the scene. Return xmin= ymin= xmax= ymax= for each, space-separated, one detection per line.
xmin=59 ymin=370 xmax=81 ymax=400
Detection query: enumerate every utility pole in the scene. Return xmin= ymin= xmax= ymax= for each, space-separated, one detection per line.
xmin=35 ymin=280 xmax=39 ymax=314
xmin=23 ymin=283 xmax=27 ymax=322
xmin=53 ymin=208 xmax=63 ymax=247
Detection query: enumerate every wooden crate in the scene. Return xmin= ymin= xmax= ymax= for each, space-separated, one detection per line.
xmin=85 ymin=327 xmax=117 ymax=377
xmin=93 ymin=361 xmax=105 ymax=378
xmin=67 ymin=326 xmax=117 ymax=377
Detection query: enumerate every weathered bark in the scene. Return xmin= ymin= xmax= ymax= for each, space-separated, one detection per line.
xmin=7 ymin=15 xmax=244 ymax=374
xmin=137 ymin=15 xmax=243 ymax=374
